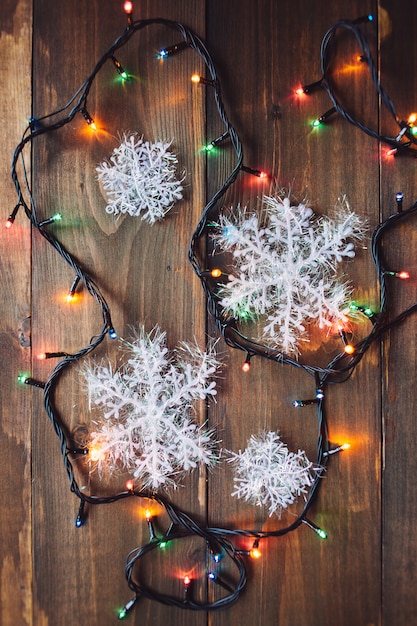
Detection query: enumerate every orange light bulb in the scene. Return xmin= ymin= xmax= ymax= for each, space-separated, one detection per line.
xmin=397 ymin=271 xmax=410 ymax=280
xmin=250 ymin=548 xmax=262 ymax=559
xmin=210 ymin=268 xmax=222 ymax=278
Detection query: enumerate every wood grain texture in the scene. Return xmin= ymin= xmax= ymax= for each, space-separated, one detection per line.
xmin=205 ymin=2 xmax=381 ymax=626
xmin=2 ymin=1 xmax=417 ymax=624
xmin=0 ymin=2 xmax=33 ymax=625
xmin=378 ymin=3 xmax=417 ymax=625
xmin=30 ymin=2 xmax=207 ymax=625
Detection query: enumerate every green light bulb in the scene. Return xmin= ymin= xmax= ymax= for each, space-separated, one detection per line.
xmin=118 ymin=608 xmax=127 ymax=620
xmin=317 ymin=528 xmax=327 ymax=540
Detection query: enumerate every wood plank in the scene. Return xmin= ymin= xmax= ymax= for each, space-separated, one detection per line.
xmin=378 ymin=2 xmax=417 ymax=625
xmin=205 ymin=2 xmax=381 ymax=625
xmin=0 ymin=2 xmax=33 ymax=625
xmin=30 ymin=1 xmax=207 ymax=624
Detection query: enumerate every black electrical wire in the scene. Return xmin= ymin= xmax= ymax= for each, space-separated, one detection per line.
xmin=9 ymin=11 xmax=417 ymax=617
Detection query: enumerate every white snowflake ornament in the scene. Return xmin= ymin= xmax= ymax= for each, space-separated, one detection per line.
xmin=228 ymin=431 xmax=317 ymax=517
xmin=214 ymin=195 xmax=363 ymax=354
xmin=83 ymin=325 xmax=220 ymax=490
xmin=96 ymin=133 xmax=184 ymax=223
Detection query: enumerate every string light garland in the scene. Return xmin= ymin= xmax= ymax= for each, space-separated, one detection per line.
xmin=297 ymin=15 xmax=417 ymax=156
xmin=8 ymin=5 xmax=417 ymax=618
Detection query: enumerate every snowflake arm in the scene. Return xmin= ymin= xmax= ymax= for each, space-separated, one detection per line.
xmin=213 ymin=195 xmax=363 ymax=354
xmin=96 ymin=133 xmax=184 ymax=223
xmin=83 ymin=325 xmax=220 ymax=489
xmin=228 ymin=431 xmax=318 ymax=517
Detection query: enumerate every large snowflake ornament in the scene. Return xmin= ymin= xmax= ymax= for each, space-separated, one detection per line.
xmin=228 ymin=431 xmax=317 ymax=517
xmin=214 ymin=195 xmax=363 ymax=354
xmin=96 ymin=133 xmax=184 ymax=223
xmin=83 ymin=326 xmax=220 ymax=490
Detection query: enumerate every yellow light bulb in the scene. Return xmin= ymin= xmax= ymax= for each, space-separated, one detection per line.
xmin=250 ymin=548 xmax=262 ymax=559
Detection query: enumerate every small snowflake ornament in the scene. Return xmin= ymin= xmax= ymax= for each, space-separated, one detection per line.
xmin=213 ymin=195 xmax=363 ymax=354
xmin=83 ymin=325 xmax=220 ymax=489
xmin=228 ymin=431 xmax=317 ymax=517
xmin=96 ymin=132 xmax=184 ymax=223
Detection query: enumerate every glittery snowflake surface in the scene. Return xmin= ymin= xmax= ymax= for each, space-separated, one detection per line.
xmin=96 ymin=133 xmax=184 ymax=223
xmin=83 ymin=326 xmax=220 ymax=489
xmin=214 ymin=195 xmax=363 ymax=354
xmin=228 ymin=431 xmax=317 ymax=517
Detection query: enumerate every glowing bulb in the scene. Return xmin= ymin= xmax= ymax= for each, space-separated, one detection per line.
xmin=159 ymin=541 xmax=168 ymax=549
xmin=18 ymin=374 xmax=29 ymax=384
xmin=39 ymin=213 xmax=63 ymax=227
xmin=302 ymin=518 xmax=327 ymax=539
xmin=241 ymin=165 xmax=268 ymax=178
xmin=145 ymin=509 xmax=152 ymax=521
xmin=157 ymin=42 xmax=188 ymax=59
xmin=81 ymin=108 xmax=97 ymax=131
xmin=108 ymin=327 xmax=117 ymax=339
xmin=344 ymin=344 xmax=355 ymax=355
xmin=242 ymin=355 xmax=251 ymax=373
xmin=126 ymin=480 xmax=134 ymax=492
xmin=312 ymin=107 xmax=337 ymax=127
xmin=123 ymin=1 xmax=133 ymax=13
xmin=408 ymin=113 xmax=417 ymax=124
xmin=191 ymin=73 xmax=201 ymax=83
xmin=183 ymin=575 xmax=191 ymax=587
xmin=210 ymin=268 xmax=222 ymax=278
xmin=89 ymin=445 xmax=105 ymax=462
xmin=118 ymin=596 xmax=137 ymax=620
xmin=295 ymin=87 xmax=305 ymax=96
xmin=323 ymin=443 xmax=351 ymax=457
xmin=250 ymin=547 xmax=262 ymax=559
xmin=397 ymin=271 xmax=410 ymax=280
xmin=111 ymin=55 xmax=129 ymax=80
xmin=386 ymin=148 xmax=397 ymax=157
xmin=5 ymin=217 xmax=14 ymax=228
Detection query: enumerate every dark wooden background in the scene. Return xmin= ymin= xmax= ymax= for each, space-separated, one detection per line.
xmin=2 ymin=1 xmax=417 ymax=624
